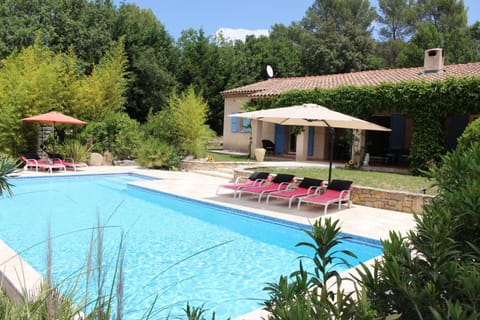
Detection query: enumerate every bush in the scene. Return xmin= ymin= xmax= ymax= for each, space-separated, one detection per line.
xmin=0 ymin=155 xmax=20 ymax=196
xmin=81 ymin=112 xmax=141 ymax=160
xmin=57 ymin=139 xmax=89 ymax=162
xmin=143 ymin=87 xmax=215 ymax=159
xmin=358 ymin=141 xmax=480 ymax=319
xmin=456 ymin=117 xmax=480 ymax=151
xmin=135 ymin=137 xmax=179 ymax=170
xmin=261 ymin=138 xmax=480 ymax=319
xmin=263 ymin=218 xmax=360 ymax=319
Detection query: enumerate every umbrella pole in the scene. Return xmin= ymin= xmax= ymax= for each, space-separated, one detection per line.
xmin=328 ymin=126 xmax=335 ymax=183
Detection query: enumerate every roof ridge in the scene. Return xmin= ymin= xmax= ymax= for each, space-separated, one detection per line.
xmin=221 ymin=61 xmax=480 ymax=97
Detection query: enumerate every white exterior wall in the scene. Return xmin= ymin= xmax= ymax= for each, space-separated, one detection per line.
xmin=222 ymin=97 xmax=251 ymax=152
xmin=312 ymin=127 xmax=327 ymax=160
xmin=223 ymin=96 xmax=276 ymax=153
xmin=223 ymin=96 xmax=330 ymax=159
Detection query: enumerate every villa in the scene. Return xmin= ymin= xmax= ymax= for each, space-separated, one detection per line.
xmin=221 ymin=48 xmax=480 ymax=166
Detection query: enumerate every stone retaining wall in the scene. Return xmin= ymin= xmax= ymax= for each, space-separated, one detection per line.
xmin=350 ymin=186 xmax=433 ymax=214
xmin=180 ymin=160 xmax=252 ymax=171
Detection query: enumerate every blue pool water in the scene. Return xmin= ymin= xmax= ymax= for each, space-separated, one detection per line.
xmin=1 ymin=174 xmax=382 ymax=319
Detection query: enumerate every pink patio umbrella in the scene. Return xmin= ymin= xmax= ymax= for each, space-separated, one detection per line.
xmin=22 ymin=111 xmax=86 ymax=125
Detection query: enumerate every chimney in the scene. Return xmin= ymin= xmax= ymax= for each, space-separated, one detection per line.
xmin=423 ymin=48 xmax=445 ymax=73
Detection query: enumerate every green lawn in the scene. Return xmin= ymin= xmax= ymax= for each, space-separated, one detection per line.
xmin=260 ymin=167 xmax=437 ymax=195
xmin=206 ymin=150 xmax=437 ymax=194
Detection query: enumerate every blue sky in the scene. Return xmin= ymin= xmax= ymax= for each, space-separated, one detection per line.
xmin=117 ymin=0 xmax=480 ymax=40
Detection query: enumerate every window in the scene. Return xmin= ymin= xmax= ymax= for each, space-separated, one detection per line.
xmin=241 ymin=118 xmax=251 ymax=132
xmin=230 ymin=113 xmax=238 ymax=132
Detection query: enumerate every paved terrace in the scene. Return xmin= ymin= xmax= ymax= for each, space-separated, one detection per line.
xmin=4 ymin=165 xmax=417 ymax=319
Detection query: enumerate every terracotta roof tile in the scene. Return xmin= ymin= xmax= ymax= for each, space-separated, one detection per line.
xmin=221 ymin=62 xmax=480 ymax=98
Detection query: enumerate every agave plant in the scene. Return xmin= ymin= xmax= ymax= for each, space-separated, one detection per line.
xmin=0 ymin=156 xmax=20 ymax=197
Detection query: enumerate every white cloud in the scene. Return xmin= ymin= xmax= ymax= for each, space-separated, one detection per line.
xmin=215 ymin=27 xmax=270 ymax=41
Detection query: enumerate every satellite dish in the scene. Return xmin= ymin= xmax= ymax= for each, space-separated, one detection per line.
xmin=266 ymin=65 xmax=274 ymax=78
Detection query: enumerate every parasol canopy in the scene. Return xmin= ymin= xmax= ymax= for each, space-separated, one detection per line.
xmin=22 ymin=111 xmax=87 ymax=151
xmin=230 ymin=104 xmax=391 ymax=182
xmin=22 ymin=111 xmax=86 ymax=125
xmin=229 ymin=104 xmax=390 ymax=131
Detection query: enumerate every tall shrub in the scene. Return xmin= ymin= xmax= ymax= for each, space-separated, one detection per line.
xmin=0 ymin=39 xmax=76 ymax=155
xmin=144 ymin=87 xmax=215 ymax=158
xmin=81 ymin=112 xmax=140 ymax=160
xmin=72 ymin=38 xmax=129 ymax=122
xmin=358 ymin=141 xmax=480 ymax=318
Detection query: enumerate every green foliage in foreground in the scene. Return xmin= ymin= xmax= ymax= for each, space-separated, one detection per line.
xmin=263 ymin=218 xmax=361 ymax=319
xmin=0 ymin=155 xmax=20 ymax=196
xmin=456 ymin=117 xmax=480 ymax=151
xmin=356 ymin=141 xmax=480 ymax=319
xmin=255 ymin=142 xmax=480 ymax=320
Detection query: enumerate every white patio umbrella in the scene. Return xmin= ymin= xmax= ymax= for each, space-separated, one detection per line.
xmin=230 ymin=104 xmax=391 ymax=182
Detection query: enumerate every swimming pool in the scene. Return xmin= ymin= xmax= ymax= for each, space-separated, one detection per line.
xmin=1 ymin=174 xmax=382 ymax=318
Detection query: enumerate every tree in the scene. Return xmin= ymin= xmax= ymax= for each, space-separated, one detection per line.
xmin=375 ymin=0 xmax=415 ymax=67
xmin=113 ymin=4 xmax=178 ymax=122
xmin=378 ymin=0 xmax=415 ymax=41
xmin=470 ymin=21 xmax=480 ymax=57
xmin=47 ymin=0 xmax=116 ymax=67
xmin=396 ymin=22 xmax=444 ymax=67
xmin=176 ymin=29 xmax=228 ymax=134
xmin=260 ymin=24 xmax=305 ymax=77
xmin=300 ymin=0 xmax=377 ymax=74
xmin=398 ymin=0 xmax=477 ymax=66
xmin=72 ymin=38 xmax=129 ymax=122
xmin=0 ymin=0 xmax=116 ymax=67
xmin=416 ymin=0 xmax=467 ymax=34
xmin=0 ymin=0 xmax=55 ymax=58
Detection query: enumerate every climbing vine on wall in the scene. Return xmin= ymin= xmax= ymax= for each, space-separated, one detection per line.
xmin=247 ymin=77 xmax=480 ymax=173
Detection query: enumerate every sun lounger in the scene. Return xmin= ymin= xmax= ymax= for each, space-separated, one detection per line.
xmin=216 ymin=171 xmax=270 ymax=198
xmin=297 ymin=179 xmax=353 ymax=215
xmin=21 ymin=153 xmax=66 ymax=174
xmin=266 ymin=177 xmax=324 ymax=208
xmin=237 ymin=173 xmax=295 ymax=202
xmin=48 ymin=153 xmax=88 ymax=172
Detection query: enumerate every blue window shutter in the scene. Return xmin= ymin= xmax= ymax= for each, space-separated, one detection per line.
xmin=241 ymin=118 xmax=251 ymax=132
xmin=230 ymin=113 xmax=238 ymax=132
xmin=274 ymin=124 xmax=285 ymax=153
xmin=308 ymin=127 xmax=314 ymax=156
